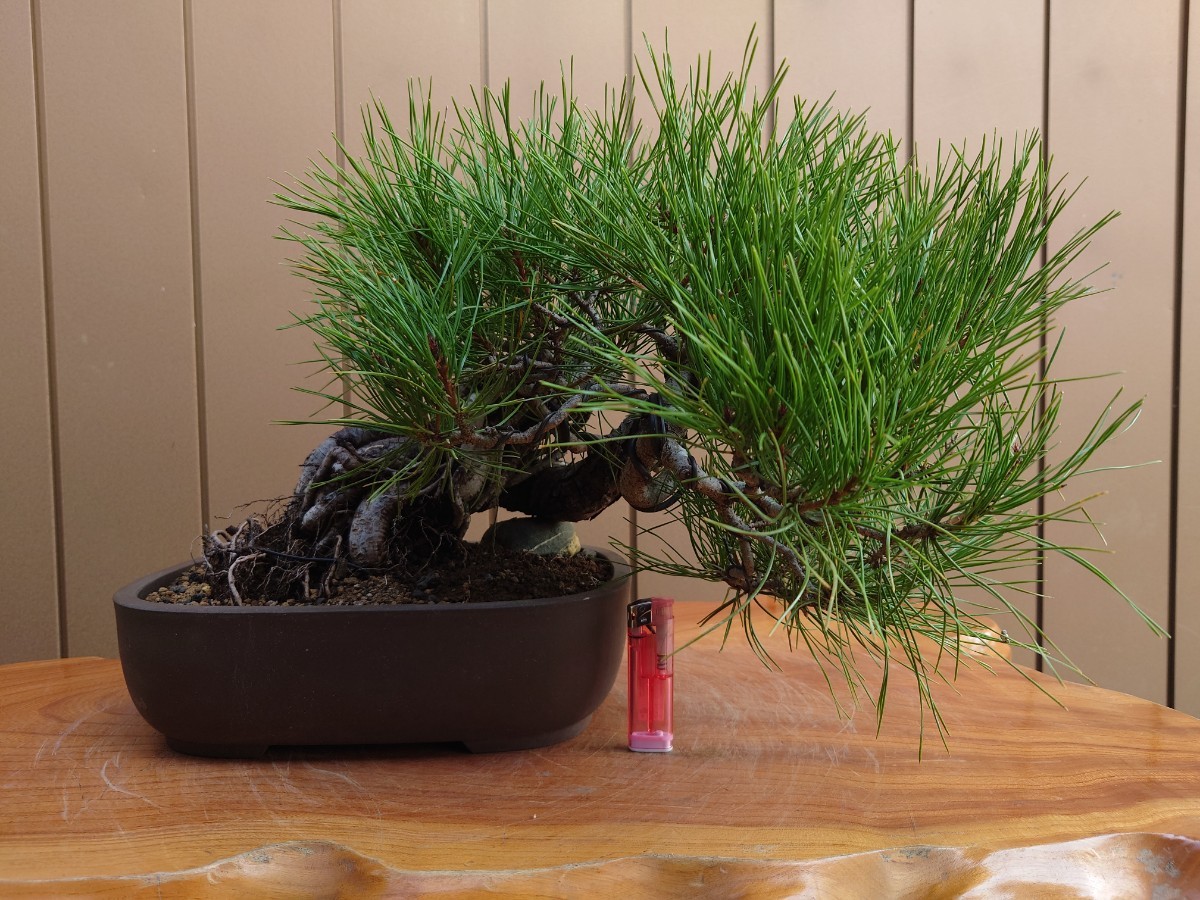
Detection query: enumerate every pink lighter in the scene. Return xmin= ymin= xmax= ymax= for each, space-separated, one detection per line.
xmin=627 ymin=597 xmax=674 ymax=752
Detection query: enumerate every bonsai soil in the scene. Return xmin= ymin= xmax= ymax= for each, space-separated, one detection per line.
xmin=146 ymin=543 xmax=615 ymax=607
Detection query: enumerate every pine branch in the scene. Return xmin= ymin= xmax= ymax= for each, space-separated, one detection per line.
xmin=270 ymin=36 xmax=1148 ymax=734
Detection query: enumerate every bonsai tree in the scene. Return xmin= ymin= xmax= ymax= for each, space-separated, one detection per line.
xmin=204 ymin=42 xmax=1152 ymax=722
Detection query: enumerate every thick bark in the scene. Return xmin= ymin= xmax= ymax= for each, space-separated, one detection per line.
xmin=498 ymin=453 xmax=624 ymax=521
xmin=498 ymin=421 xmax=635 ymax=521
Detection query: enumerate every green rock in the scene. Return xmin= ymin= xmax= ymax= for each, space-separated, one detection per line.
xmin=482 ymin=517 xmax=581 ymax=557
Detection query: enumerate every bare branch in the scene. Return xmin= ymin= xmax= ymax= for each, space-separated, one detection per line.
xmin=635 ymin=327 xmax=680 ymax=361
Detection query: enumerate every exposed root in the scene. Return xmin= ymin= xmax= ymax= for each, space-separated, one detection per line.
xmin=348 ymin=483 xmax=401 ymax=563
xmin=203 ymin=409 xmax=650 ymax=603
xmin=226 ymin=552 xmax=263 ymax=606
xmin=203 ymin=428 xmax=479 ymax=603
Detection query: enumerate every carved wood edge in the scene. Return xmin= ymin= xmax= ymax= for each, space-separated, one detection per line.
xmin=1 ymin=832 xmax=1196 ymax=897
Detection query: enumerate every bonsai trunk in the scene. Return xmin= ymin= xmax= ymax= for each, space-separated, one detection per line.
xmin=204 ymin=415 xmax=662 ymax=603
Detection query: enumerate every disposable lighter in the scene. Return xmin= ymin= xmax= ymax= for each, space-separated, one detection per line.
xmin=627 ymin=597 xmax=674 ymax=752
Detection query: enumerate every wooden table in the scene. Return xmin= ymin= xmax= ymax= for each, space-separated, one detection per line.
xmin=2 ymin=604 xmax=1199 ymax=897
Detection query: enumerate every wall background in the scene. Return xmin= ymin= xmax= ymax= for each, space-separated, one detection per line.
xmin=3 ymin=0 xmax=1197 ymax=716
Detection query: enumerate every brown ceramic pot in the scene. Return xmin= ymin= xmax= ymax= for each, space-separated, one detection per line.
xmin=114 ymin=551 xmax=630 ymax=757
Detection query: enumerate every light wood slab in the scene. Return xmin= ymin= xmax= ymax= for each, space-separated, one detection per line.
xmin=1 ymin=603 xmax=1198 ymax=896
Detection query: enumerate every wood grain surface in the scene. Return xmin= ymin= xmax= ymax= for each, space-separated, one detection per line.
xmin=1 ymin=603 xmax=1198 ymax=896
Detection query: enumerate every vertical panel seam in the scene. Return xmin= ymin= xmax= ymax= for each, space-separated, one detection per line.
xmin=333 ymin=0 xmax=344 ymax=161
xmin=29 ymin=0 xmax=68 ymax=658
xmin=906 ymin=0 xmax=915 ymax=161
xmin=182 ymin=0 xmax=210 ymax=533
xmin=1035 ymin=0 xmax=1052 ymax=671
xmin=481 ymin=0 xmax=490 ymax=88
xmin=1168 ymin=0 xmax=1190 ymax=710
xmin=333 ymin=0 xmax=350 ymax=419
xmin=766 ymin=0 xmax=776 ymax=136
xmin=628 ymin=0 xmax=638 ymax=88
xmin=481 ymin=0 xmax=495 ymax=534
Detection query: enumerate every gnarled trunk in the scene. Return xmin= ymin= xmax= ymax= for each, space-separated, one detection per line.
xmin=203 ymin=414 xmax=668 ymax=604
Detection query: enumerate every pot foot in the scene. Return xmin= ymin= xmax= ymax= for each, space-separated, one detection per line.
xmin=462 ymin=717 xmax=591 ymax=753
xmin=166 ymin=738 xmax=270 ymax=758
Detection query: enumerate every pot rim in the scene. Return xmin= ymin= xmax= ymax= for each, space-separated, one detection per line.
xmin=114 ymin=547 xmax=631 ymax=615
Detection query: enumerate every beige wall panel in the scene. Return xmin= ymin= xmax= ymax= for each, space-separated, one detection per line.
xmin=634 ymin=508 xmax=729 ymax=607
xmin=464 ymin=513 xmax=493 ymax=544
xmin=0 ymin=0 xmax=61 ymax=662
xmin=631 ymin=0 xmax=770 ymax=86
xmin=629 ymin=0 xmax=770 ymax=607
xmin=775 ymin=0 xmax=909 ymax=140
xmin=913 ymin=1 xmax=1045 ymax=668
xmin=631 ymin=0 xmax=771 ymax=152
xmin=192 ymin=1 xmax=336 ymax=526
xmin=340 ymin=0 xmax=482 ymax=156
xmin=1175 ymin=3 xmax=1200 ymax=717
xmin=1042 ymin=1 xmax=1179 ymax=703
xmin=488 ymin=0 xmax=626 ymax=114
xmin=39 ymin=1 xmax=201 ymax=657
xmin=914 ymin=1 xmax=1043 ymax=148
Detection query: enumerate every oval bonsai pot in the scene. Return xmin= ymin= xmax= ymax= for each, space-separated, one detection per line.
xmin=114 ymin=550 xmax=630 ymax=757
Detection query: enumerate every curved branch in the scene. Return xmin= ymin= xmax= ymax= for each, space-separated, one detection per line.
xmin=499 ymin=417 xmax=640 ymax=521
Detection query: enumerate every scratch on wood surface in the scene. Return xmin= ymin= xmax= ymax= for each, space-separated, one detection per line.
xmin=823 ymin=743 xmax=851 ymax=769
xmin=527 ymin=750 xmax=571 ymax=772
xmin=268 ymin=758 xmax=321 ymax=805
xmin=98 ymin=758 xmax=162 ymax=809
xmin=244 ymin=773 xmax=287 ymax=826
xmin=300 ymin=762 xmax=364 ymax=792
xmin=862 ymin=746 xmax=881 ymax=774
xmin=49 ymin=699 xmax=118 ymax=758
xmin=51 ymin=713 xmax=91 ymax=756
xmin=300 ymin=762 xmax=384 ymax=820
